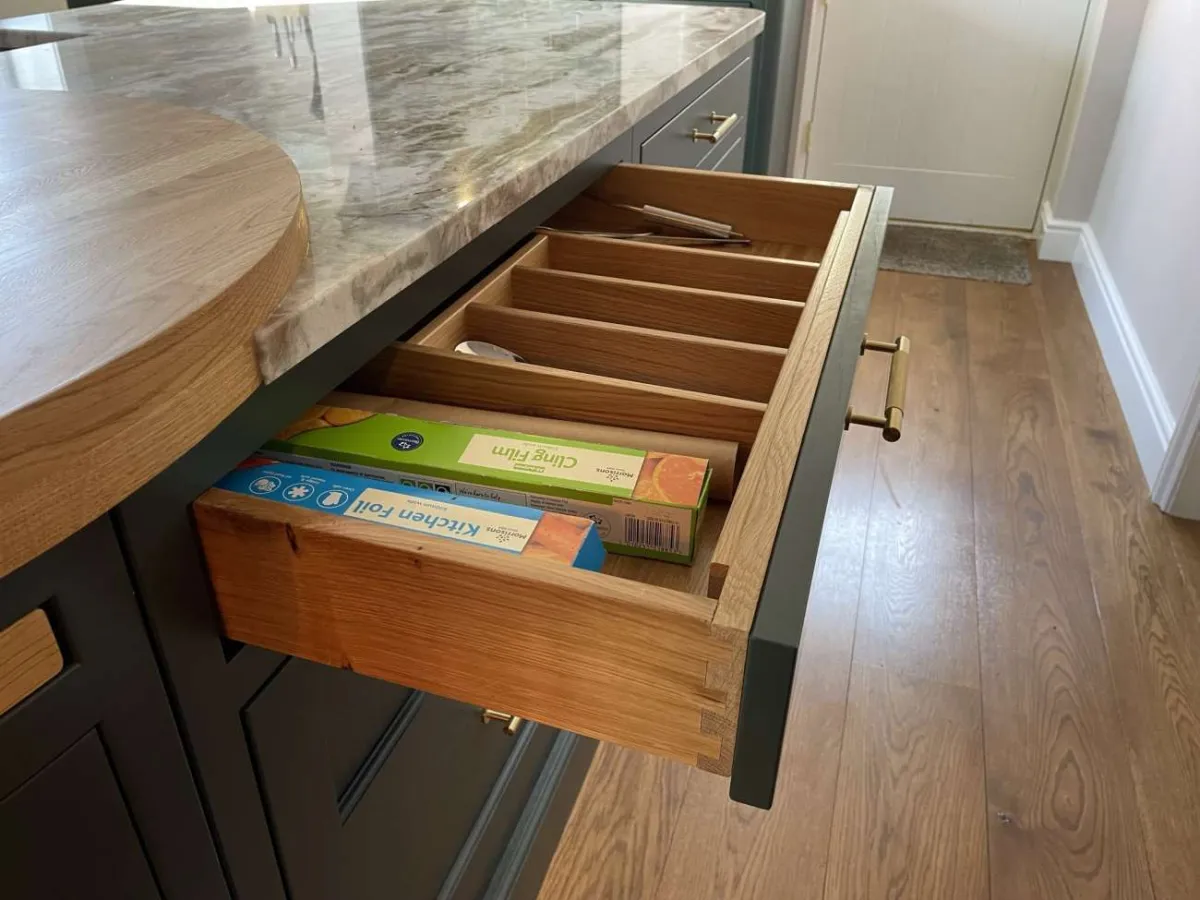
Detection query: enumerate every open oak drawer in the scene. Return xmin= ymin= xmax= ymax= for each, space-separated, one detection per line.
xmin=193 ymin=165 xmax=893 ymax=809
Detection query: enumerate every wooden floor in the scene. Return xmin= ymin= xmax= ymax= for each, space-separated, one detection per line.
xmin=537 ymin=261 xmax=1200 ymax=900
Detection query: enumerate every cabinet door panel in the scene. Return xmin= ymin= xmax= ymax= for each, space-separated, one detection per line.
xmin=245 ymin=659 xmax=549 ymax=900
xmin=0 ymin=518 xmax=225 ymax=900
xmin=1 ymin=730 xmax=159 ymax=900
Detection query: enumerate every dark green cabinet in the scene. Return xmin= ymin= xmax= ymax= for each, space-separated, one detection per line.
xmin=243 ymin=660 xmax=559 ymax=900
xmin=2 ymin=732 xmax=160 ymax=900
xmin=0 ymin=519 xmax=226 ymax=900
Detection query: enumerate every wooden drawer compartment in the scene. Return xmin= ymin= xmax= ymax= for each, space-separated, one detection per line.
xmin=194 ymin=165 xmax=892 ymax=810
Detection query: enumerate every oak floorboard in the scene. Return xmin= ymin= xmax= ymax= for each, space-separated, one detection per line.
xmin=852 ymin=274 xmax=979 ymax=688
xmin=536 ymin=742 xmax=691 ymax=900
xmin=823 ymin=271 xmax=988 ymax=900
xmin=823 ymin=665 xmax=988 ymax=900
xmin=644 ymin=274 xmax=899 ymax=900
xmin=1035 ymin=261 xmax=1200 ymax=900
xmin=966 ymin=276 xmax=1154 ymax=900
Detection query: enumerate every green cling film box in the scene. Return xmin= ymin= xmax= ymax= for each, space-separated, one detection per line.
xmin=217 ymin=458 xmax=606 ymax=571
xmin=261 ymin=406 xmax=711 ymax=564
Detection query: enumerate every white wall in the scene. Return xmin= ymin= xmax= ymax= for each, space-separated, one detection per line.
xmin=1060 ymin=0 xmax=1200 ymax=515
xmin=1045 ymin=0 xmax=1150 ymax=220
xmin=1089 ymin=0 xmax=1200 ymax=420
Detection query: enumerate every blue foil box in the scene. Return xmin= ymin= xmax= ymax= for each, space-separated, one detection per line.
xmin=217 ymin=458 xmax=606 ymax=571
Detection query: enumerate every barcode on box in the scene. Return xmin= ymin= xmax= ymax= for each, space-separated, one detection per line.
xmin=624 ymin=518 xmax=681 ymax=555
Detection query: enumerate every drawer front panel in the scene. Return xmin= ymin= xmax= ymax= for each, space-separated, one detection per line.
xmin=706 ymin=129 xmax=747 ymax=173
xmin=640 ymin=57 xmax=751 ymax=169
xmin=197 ymin=166 xmax=892 ymax=810
xmin=437 ymin=722 xmax=559 ymax=900
xmin=244 ymin=659 xmax=549 ymax=900
xmin=731 ymin=186 xmax=893 ymax=806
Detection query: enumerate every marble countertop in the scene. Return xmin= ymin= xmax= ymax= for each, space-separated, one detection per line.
xmin=0 ymin=0 xmax=763 ymax=381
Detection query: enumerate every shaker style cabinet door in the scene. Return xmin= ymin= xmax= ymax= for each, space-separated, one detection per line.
xmin=244 ymin=659 xmax=557 ymax=900
xmin=2 ymin=731 xmax=160 ymax=900
xmin=0 ymin=518 xmax=227 ymax=900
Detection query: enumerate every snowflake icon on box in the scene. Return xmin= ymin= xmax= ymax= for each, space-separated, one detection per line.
xmin=283 ymin=483 xmax=314 ymax=502
xmin=248 ymin=476 xmax=281 ymax=495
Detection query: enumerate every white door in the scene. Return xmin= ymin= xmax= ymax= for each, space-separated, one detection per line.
xmin=804 ymin=0 xmax=1090 ymax=229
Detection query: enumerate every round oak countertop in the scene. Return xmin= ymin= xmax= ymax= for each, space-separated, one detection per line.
xmin=0 ymin=89 xmax=308 ymax=578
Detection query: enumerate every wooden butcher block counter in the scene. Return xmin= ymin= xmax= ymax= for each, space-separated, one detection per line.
xmin=0 ymin=90 xmax=308 ymax=578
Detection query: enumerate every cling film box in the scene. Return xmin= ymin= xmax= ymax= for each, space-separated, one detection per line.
xmin=217 ymin=458 xmax=606 ymax=571
xmin=262 ymin=406 xmax=712 ymax=563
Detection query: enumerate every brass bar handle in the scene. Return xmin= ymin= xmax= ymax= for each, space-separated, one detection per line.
xmin=481 ymin=708 xmax=523 ymax=736
xmin=690 ymin=112 xmax=739 ymax=144
xmin=845 ymin=334 xmax=911 ymax=442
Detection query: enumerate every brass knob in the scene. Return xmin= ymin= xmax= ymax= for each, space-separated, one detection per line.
xmin=480 ymin=708 xmax=523 ymax=735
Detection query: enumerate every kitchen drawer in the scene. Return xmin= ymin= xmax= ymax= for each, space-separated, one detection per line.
xmin=705 ymin=128 xmax=746 ymax=173
xmin=193 ymin=165 xmax=893 ymax=809
xmin=640 ymin=56 xmax=751 ymax=169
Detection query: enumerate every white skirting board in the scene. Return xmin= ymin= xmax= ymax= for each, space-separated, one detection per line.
xmin=1063 ymin=218 xmax=1174 ymax=486
xmin=1038 ymin=202 xmax=1200 ymax=519
xmin=1037 ymin=201 xmax=1083 ymax=262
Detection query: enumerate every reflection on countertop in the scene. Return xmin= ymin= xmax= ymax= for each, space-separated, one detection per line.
xmin=0 ymin=0 xmax=763 ymax=380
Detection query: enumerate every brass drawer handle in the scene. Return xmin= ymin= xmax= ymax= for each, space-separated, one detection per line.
xmin=690 ymin=112 xmax=739 ymax=144
xmin=481 ymin=708 xmax=523 ymax=735
xmin=845 ymin=334 xmax=910 ymax=442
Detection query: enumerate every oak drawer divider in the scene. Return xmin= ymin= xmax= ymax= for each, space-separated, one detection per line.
xmin=344 ymin=344 xmax=766 ymax=454
xmin=548 ymin=233 xmax=817 ymax=302
xmin=509 ymin=267 xmax=804 ymax=347
xmin=412 ymin=235 xmax=550 ymax=348
xmin=464 ymin=304 xmax=786 ymax=402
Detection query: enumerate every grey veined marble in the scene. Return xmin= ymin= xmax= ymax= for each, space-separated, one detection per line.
xmin=0 ymin=0 xmax=763 ymax=380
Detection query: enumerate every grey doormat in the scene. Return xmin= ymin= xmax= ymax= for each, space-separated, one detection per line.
xmin=880 ymin=224 xmax=1032 ymax=285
